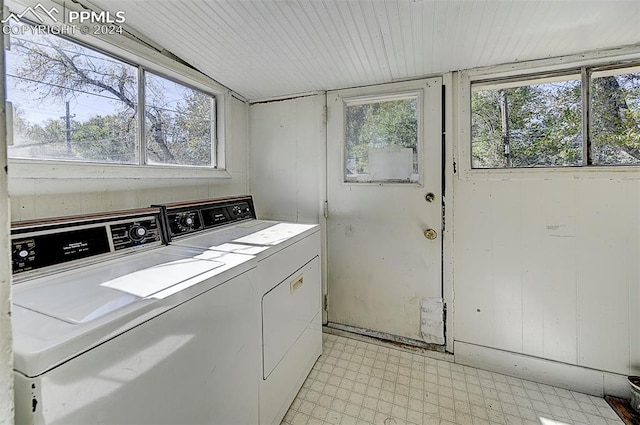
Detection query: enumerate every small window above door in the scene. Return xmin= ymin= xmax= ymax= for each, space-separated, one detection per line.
xmin=344 ymin=94 xmax=420 ymax=183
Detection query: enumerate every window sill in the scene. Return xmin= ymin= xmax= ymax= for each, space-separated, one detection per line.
xmin=457 ymin=163 xmax=640 ymax=181
xmin=8 ymin=159 xmax=232 ymax=180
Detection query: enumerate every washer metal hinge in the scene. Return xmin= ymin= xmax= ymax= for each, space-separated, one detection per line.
xmin=324 ymin=294 xmax=329 ymax=311
xmin=322 ymin=106 xmax=328 ymax=125
xmin=323 ymin=201 xmax=329 ymax=218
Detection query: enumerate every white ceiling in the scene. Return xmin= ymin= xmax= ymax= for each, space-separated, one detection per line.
xmin=91 ymin=0 xmax=640 ymax=101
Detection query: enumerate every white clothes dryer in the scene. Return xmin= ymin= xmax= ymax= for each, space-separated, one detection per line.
xmin=159 ymin=196 xmax=322 ymax=425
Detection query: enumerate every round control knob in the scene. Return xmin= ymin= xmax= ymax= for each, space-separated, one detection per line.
xmin=129 ymin=226 xmax=148 ymax=241
xmin=18 ymin=249 xmax=29 ymax=258
xmin=174 ymin=213 xmax=198 ymax=232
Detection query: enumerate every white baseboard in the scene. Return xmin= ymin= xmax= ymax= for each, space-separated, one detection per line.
xmin=454 ymin=341 xmax=630 ymax=399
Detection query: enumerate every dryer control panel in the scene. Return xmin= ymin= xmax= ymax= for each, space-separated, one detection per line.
xmin=161 ymin=196 xmax=256 ymax=241
xmin=11 ymin=209 xmax=165 ymax=276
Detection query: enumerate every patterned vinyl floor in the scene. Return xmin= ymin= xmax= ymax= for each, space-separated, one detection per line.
xmin=281 ymin=333 xmax=623 ymax=425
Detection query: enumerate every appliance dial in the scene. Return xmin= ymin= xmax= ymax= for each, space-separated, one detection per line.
xmin=129 ymin=225 xmax=148 ymax=241
xmin=172 ymin=211 xmax=200 ymax=234
xmin=11 ymin=239 xmax=36 ymax=270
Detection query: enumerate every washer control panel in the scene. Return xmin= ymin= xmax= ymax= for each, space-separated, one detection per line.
xmin=110 ymin=218 xmax=162 ymax=251
xmin=12 ymin=239 xmax=38 ymax=273
xmin=11 ymin=209 xmax=165 ymax=276
xmin=163 ymin=196 xmax=256 ymax=240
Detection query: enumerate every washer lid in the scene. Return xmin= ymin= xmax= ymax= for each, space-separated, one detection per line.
xmin=12 ymin=246 xmax=253 ymax=378
xmin=13 ymin=250 xmax=224 ymax=324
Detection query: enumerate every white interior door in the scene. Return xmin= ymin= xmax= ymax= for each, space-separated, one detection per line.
xmin=326 ymin=78 xmax=443 ymax=344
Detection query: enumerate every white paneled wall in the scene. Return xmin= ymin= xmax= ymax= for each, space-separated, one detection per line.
xmin=249 ymin=94 xmax=324 ymax=223
xmin=9 ymin=97 xmax=249 ymax=220
xmin=248 ymin=93 xmax=326 ymax=325
xmin=453 ymin=176 xmax=640 ymax=392
xmin=0 ymin=163 xmax=13 ymax=425
xmin=450 ymin=54 xmax=640 ymax=397
xmin=1 ymin=0 xmax=15 ymax=416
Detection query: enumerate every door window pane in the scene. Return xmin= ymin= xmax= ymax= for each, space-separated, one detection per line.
xmin=471 ymin=76 xmax=582 ymax=168
xmin=145 ymin=72 xmax=214 ymax=166
xmin=344 ymin=95 xmax=419 ymax=183
xmin=590 ymin=68 xmax=640 ymax=165
xmin=6 ymin=22 xmax=138 ymax=163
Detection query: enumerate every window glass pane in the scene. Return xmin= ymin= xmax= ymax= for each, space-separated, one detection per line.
xmin=144 ymin=72 xmax=214 ymax=166
xmin=6 ymin=21 xmax=138 ymax=163
xmin=590 ymin=69 xmax=640 ymax=165
xmin=471 ymin=77 xmax=582 ymax=168
xmin=345 ymin=96 xmax=419 ymax=183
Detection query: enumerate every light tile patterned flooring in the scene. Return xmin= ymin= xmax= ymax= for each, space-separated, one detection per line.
xmin=282 ymin=333 xmax=623 ymax=425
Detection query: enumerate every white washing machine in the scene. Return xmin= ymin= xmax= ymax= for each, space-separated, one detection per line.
xmin=11 ymin=208 xmax=260 ymax=425
xmin=159 ymin=196 xmax=322 ymax=425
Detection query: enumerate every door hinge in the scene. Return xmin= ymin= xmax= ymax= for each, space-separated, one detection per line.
xmin=324 ymin=294 xmax=329 ymax=311
xmin=323 ymin=200 xmax=328 ymax=218
xmin=322 ymin=105 xmax=328 ymax=125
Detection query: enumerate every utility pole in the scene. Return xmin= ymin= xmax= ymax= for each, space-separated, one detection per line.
xmin=64 ymin=101 xmax=74 ymax=157
xmin=499 ymin=90 xmax=512 ymax=167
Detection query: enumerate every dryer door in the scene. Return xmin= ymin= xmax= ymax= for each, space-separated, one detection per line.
xmin=262 ymin=256 xmax=320 ymax=379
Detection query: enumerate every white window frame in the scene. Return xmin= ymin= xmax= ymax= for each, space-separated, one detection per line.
xmin=141 ymin=69 xmax=218 ymax=168
xmin=457 ymin=45 xmax=640 ymax=181
xmin=341 ymin=90 xmax=425 ymax=186
xmin=5 ymin=2 xmax=233 ymax=181
xmin=470 ymin=71 xmax=583 ymax=169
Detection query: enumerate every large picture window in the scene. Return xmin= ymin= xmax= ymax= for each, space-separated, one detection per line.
xmin=5 ymin=21 xmax=218 ymax=168
xmin=471 ymin=65 xmax=640 ymax=168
